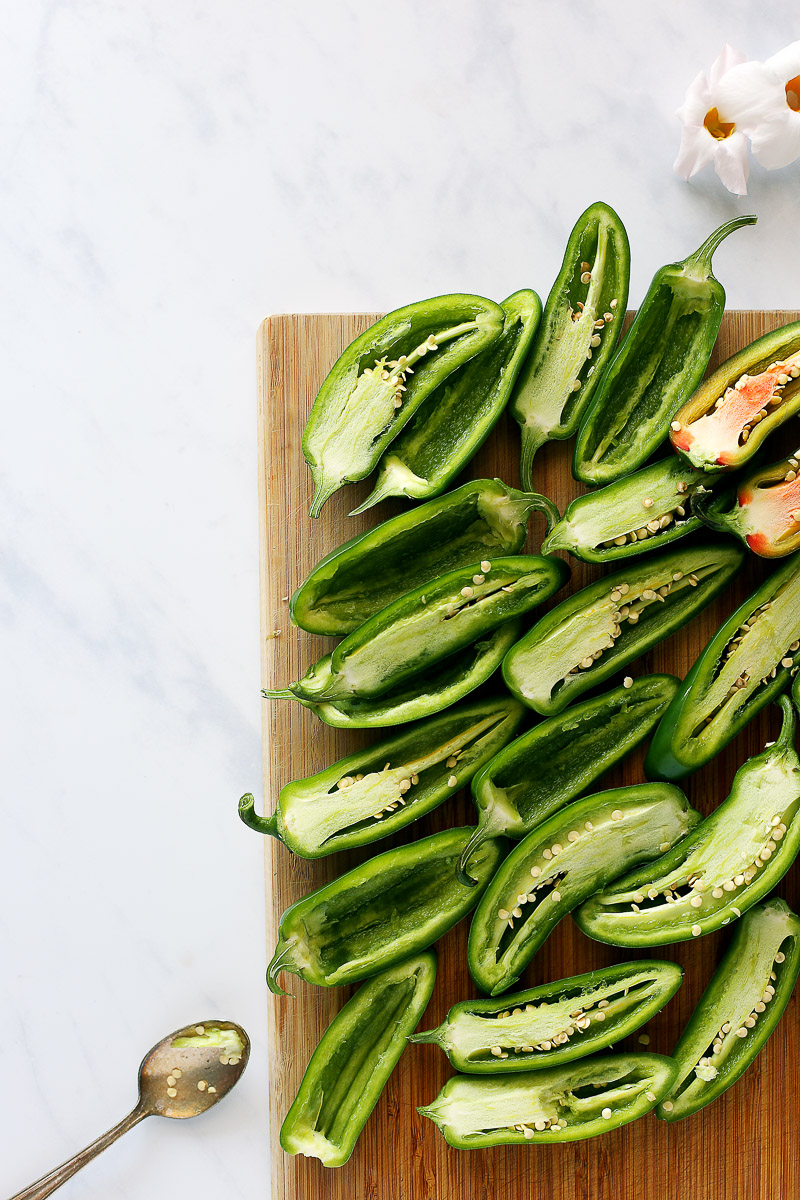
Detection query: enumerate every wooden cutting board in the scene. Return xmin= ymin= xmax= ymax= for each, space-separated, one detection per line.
xmin=257 ymin=310 xmax=800 ymax=1200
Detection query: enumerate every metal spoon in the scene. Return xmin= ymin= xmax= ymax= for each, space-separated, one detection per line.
xmin=9 ymin=1019 xmax=250 ymax=1200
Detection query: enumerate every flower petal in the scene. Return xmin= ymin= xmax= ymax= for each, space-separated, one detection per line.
xmin=766 ymin=40 xmax=800 ymax=82
xmin=709 ymin=43 xmax=749 ymax=89
xmin=676 ymin=69 xmax=712 ymax=124
xmin=751 ymin=112 xmax=800 ymax=169
xmin=673 ymin=125 xmax=717 ymax=180
xmin=711 ymin=130 xmax=750 ymax=195
xmin=715 ymin=60 xmax=784 ymax=129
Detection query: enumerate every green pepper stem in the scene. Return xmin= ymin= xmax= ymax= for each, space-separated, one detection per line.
xmin=456 ymin=824 xmax=494 ymax=887
xmin=238 ymin=793 xmax=282 ymax=839
xmin=686 ymin=214 xmax=757 ymax=275
xmin=774 ymin=693 xmax=796 ymax=752
xmin=520 ymin=490 xmax=561 ymax=536
xmin=266 ymin=941 xmax=295 ymax=996
xmin=262 ymin=687 xmax=295 ymax=700
xmin=309 ymin=470 xmax=342 ymax=519
xmin=407 ymin=1024 xmax=444 ymax=1047
xmin=348 ymin=478 xmax=394 ymax=516
xmin=691 ymin=489 xmax=733 ymax=536
xmin=519 ymin=425 xmax=550 ymax=492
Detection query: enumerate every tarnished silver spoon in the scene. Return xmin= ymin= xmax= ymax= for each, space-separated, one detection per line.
xmin=9 ymin=1019 xmax=250 ymax=1200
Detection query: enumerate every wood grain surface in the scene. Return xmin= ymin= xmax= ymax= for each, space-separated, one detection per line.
xmin=257 ymin=310 xmax=800 ymax=1200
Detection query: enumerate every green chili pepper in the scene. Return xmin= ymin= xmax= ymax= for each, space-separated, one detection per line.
xmin=502 ymin=543 xmax=743 ymax=716
xmin=352 ymin=292 xmax=542 ymax=512
xmin=240 ymin=696 xmax=524 ymax=858
xmin=267 ymin=826 xmax=504 ymax=994
xmin=410 ymin=960 xmax=682 ymax=1074
xmin=418 ymin=1053 xmax=677 ymax=1146
xmin=573 ymin=216 xmax=757 ymax=486
xmin=576 ymin=698 xmax=800 ymax=948
xmin=671 ymin=320 xmax=800 ymax=471
xmin=543 ymin=456 xmax=719 ymax=564
xmin=645 ymin=551 xmax=800 ymax=780
xmin=467 ymin=784 xmax=697 ymax=996
xmin=290 ymin=478 xmax=559 ymax=637
xmin=303 ymin=294 xmax=505 ymax=517
xmin=280 ymin=952 xmax=436 ymax=1166
xmin=266 ymin=621 xmax=522 ymax=729
xmin=694 ymin=445 xmax=800 ymax=558
xmin=509 ymin=201 xmax=630 ymax=489
xmin=273 ymin=555 xmax=568 ymax=705
xmin=457 ymin=674 xmax=679 ymax=885
xmin=656 ymin=899 xmax=800 ymax=1122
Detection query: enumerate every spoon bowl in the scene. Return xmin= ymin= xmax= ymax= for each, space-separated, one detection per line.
xmin=139 ymin=1020 xmax=250 ymax=1120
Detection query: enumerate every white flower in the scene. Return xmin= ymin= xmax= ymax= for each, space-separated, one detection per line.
xmin=674 ymin=43 xmax=750 ymax=196
xmin=716 ymin=40 xmax=800 ymax=170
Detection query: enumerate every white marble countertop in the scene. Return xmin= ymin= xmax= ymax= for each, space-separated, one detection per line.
xmin=2 ymin=2 xmax=799 ymax=1197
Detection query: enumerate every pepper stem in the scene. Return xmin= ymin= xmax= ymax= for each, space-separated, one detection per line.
xmin=348 ymin=478 xmax=394 ymax=516
xmin=686 ymin=214 xmax=757 ymax=275
xmin=691 ymin=489 xmax=733 ymax=536
xmin=407 ymin=1024 xmax=445 ymax=1047
xmin=266 ymin=941 xmax=295 ymax=996
xmin=309 ymin=469 xmax=343 ymax=519
xmin=519 ymin=425 xmax=548 ymax=492
xmin=238 ymin=793 xmax=282 ymax=839
xmin=519 ymin=489 xmax=561 ymax=536
xmin=773 ymin=693 xmax=796 ymax=752
xmin=456 ymin=823 xmax=495 ymax=887
xmin=261 ymin=687 xmax=295 ymax=700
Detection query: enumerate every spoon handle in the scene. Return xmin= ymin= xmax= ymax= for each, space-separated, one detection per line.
xmin=8 ymin=1106 xmax=148 ymax=1200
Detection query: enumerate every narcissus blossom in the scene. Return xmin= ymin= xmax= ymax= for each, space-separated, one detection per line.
xmin=716 ymin=40 xmax=800 ymax=169
xmin=674 ymin=44 xmax=750 ymax=196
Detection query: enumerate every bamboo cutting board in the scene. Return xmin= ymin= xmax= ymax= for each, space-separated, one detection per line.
xmin=257 ymin=310 xmax=800 ymax=1200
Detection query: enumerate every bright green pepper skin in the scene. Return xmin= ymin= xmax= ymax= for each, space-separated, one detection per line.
xmin=645 ymin=550 xmax=800 ymax=781
xmin=280 ymin=952 xmax=436 ymax=1166
xmin=543 ymin=456 xmax=719 ymax=564
xmin=457 ymin=674 xmax=679 ymax=884
xmin=239 ymin=696 xmax=524 ymax=858
xmin=353 ymin=292 xmax=542 ymax=512
xmin=303 ymin=294 xmax=505 ymax=517
xmin=290 ymin=478 xmax=559 ymax=637
xmin=267 ymin=826 xmax=504 ymax=994
xmin=502 ymin=543 xmax=743 ymax=716
xmin=509 ymin=201 xmax=630 ymax=489
xmin=573 ymin=216 xmax=757 ymax=486
xmin=693 ymin=446 xmax=800 ymax=558
xmin=657 ymin=900 xmax=800 ymax=1122
xmin=577 ymin=698 xmax=800 ymax=948
xmin=410 ymin=960 xmax=682 ymax=1074
xmin=276 ymin=555 xmax=569 ymax=705
xmin=418 ymin=1053 xmax=677 ymax=1146
xmin=266 ymin=621 xmax=522 ymax=729
xmin=467 ymin=784 xmax=698 ymax=996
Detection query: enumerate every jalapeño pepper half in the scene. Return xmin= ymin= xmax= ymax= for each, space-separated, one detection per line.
xmin=576 ymin=698 xmax=800 ymax=948
xmin=467 ymin=784 xmax=697 ymax=996
xmin=670 ymin=320 xmax=800 ymax=471
xmin=419 ymin=1053 xmax=677 ymax=1145
xmin=502 ymin=543 xmax=743 ymax=716
xmin=410 ymin=960 xmax=682 ymax=1074
xmin=573 ymin=216 xmax=756 ymax=486
xmin=280 ymin=953 xmax=436 ymax=1166
xmin=657 ymin=899 xmax=800 ymax=1122
xmin=240 ymin=696 xmax=524 ymax=858
xmin=645 ymin=550 xmax=800 ymax=780
xmin=694 ymin=446 xmax=800 ymax=558
xmin=290 ymin=478 xmax=559 ymax=638
xmin=457 ymin=674 xmax=679 ymax=884
xmin=274 ymin=555 xmax=568 ymax=705
xmin=303 ymin=293 xmax=504 ymax=516
xmin=353 ymin=292 xmax=541 ymax=511
xmin=267 ymin=826 xmax=504 ymax=994
xmin=509 ymin=201 xmax=630 ymax=489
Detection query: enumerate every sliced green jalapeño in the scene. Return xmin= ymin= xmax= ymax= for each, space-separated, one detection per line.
xmin=543 ymin=455 xmax=718 ymax=564
xmin=290 ymin=477 xmax=560 ymax=638
xmin=576 ymin=698 xmax=800 ymax=947
xmin=509 ymin=201 xmax=630 ymax=489
xmin=657 ymin=899 xmax=800 ymax=1122
xmin=694 ymin=445 xmax=800 ymax=558
xmin=303 ymin=293 xmax=504 ymax=516
xmin=458 ymin=674 xmax=679 ymax=884
xmin=467 ymin=784 xmax=697 ymax=996
xmin=354 ymin=291 xmax=542 ymax=511
xmin=502 ymin=543 xmax=743 ymax=716
xmin=419 ymin=1053 xmax=677 ymax=1146
xmin=646 ymin=550 xmax=800 ymax=780
xmin=273 ymin=555 xmax=568 ymax=705
xmin=240 ymin=696 xmax=524 ymax=858
xmin=410 ymin=960 xmax=682 ymax=1074
xmin=280 ymin=953 xmax=436 ymax=1167
xmin=267 ymin=826 xmax=504 ymax=994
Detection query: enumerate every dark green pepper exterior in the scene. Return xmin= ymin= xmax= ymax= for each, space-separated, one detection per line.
xmin=502 ymin=543 xmax=743 ymax=716
xmin=468 ymin=784 xmax=698 ymax=995
xmin=353 ymin=291 xmax=542 ymax=511
xmin=303 ymin=293 xmax=504 ymax=516
xmin=267 ymin=826 xmax=504 ymax=993
xmin=458 ymin=674 xmax=679 ymax=884
xmin=410 ymin=960 xmax=682 ymax=1074
xmin=657 ymin=899 xmax=800 ymax=1122
xmin=509 ymin=201 xmax=630 ymax=489
xmin=646 ymin=550 xmax=800 ymax=780
xmin=577 ymin=698 xmax=800 ymax=947
xmin=240 ymin=696 xmax=524 ymax=858
xmin=290 ymin=477 xmax=559 ymax=638
xmin=573 ymin=216 xmax=757 ymax=486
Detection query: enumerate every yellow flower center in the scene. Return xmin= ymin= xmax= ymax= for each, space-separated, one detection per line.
xmin=703 ymin=107 xmax=736 ymax=140
xmin=786 ymin=75 xmax=800 ymax=112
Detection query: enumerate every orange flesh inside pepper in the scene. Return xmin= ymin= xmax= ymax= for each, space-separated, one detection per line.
xmin=741 ymin=473 xmax=800 ymax=555
xmin=673 ymin=369 xmax=785 ymax=465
